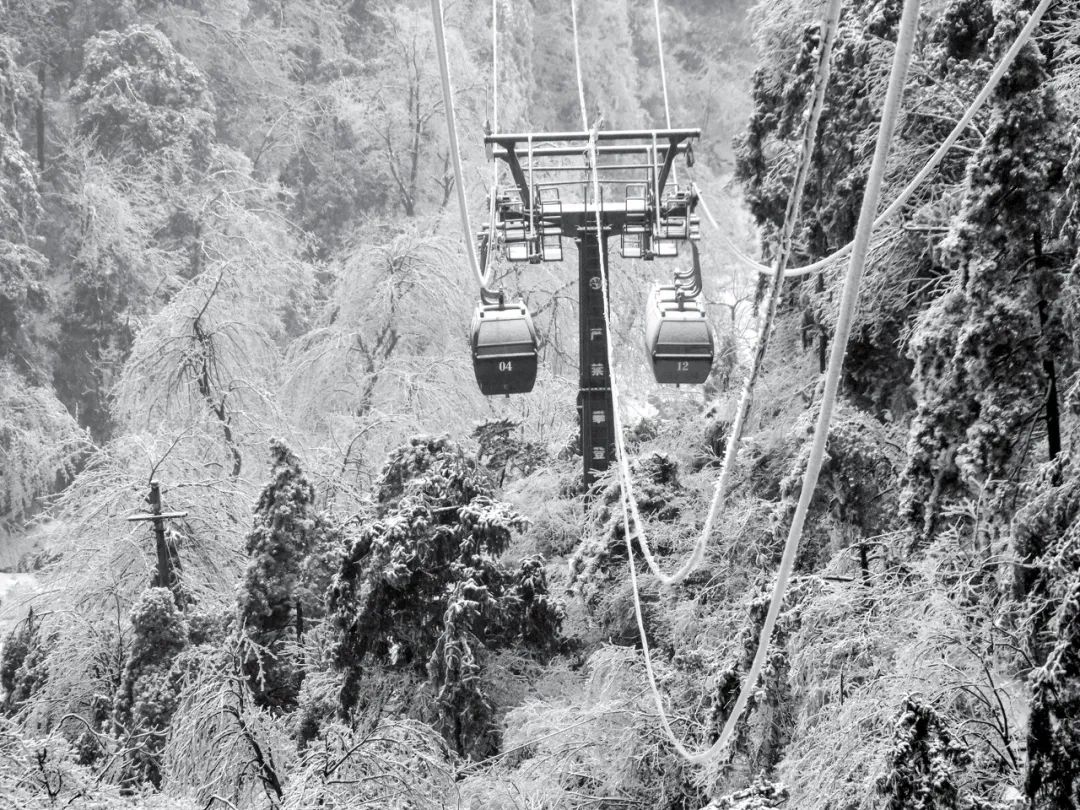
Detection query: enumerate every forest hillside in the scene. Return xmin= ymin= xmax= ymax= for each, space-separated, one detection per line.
xmin=0 ymin=0 xmax=1078 ymax=808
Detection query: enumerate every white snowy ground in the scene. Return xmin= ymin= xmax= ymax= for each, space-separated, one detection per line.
xmin=0 ymin=522 xmax=51 ymax=654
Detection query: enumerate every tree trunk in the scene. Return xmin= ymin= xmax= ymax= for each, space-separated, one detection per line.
xmin=148 ymin=482 xmax=172 ymax=593
xmin=1033 ymin=230 xmax=1060 ymax=466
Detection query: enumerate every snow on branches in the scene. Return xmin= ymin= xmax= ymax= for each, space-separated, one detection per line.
xmin=329 ymin=435 xmax=561 ymax=757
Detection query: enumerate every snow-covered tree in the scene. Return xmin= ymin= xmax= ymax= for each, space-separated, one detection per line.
xmin=238 ymin=439 xmax=341 ymax=711
xmin=55 ymin=25 xmax=220 ymax=440
xmin=0 ymin=364 xmax=88 ymax=534
xmin=113 ymin=587 xmax=189 ymax=788
xmin=0 ymin=122 xmax=47 ymax=371
xmin=1014 ymin=459 xmax=1080 ymax=806
xmin=329 ymin=435 xmax=561 ymax=757
xmin=1026 ymin=576 xmax=1080 ymax=808
xmin=0 ymin=609 xmax=48 ymax=717
xmin=71 ymin=26 xmax=215 ymax=173
xmin=901 ymin=0 xmax=1070 ymax=544
xmin=878 ymin=698 xmax=971 ymax=809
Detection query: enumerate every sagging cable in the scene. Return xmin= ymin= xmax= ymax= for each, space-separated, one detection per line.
xmin=690 ymin=0 xmax=922 ymax=764
xmin=626 ymin=0 xmax=845 ymax=589
xmin=702 ymin=0 xmax=1054 ymax=279
xmin=431 ymin=0 xmax=491 ymax=293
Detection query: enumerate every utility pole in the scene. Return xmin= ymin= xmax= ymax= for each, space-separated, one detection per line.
xmin=127 ymin=481 xmax=188 ymax=597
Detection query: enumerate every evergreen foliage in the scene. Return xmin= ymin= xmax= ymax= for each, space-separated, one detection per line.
xmin=568 ymin=451 xmax=685 ymax=592
xmin=877 ymin=698 xmax=971 ymax=810
xmin=1 ymin=0 xmax=1079 ymax=805
xmin=113 ymin=587 xmax=189 ymax=787
xmin=901 ymin=0 xmax=1069 ymax=544
xmin=776 ymin=403 xmax=898 ymax=571
xmin=1017 ymin=462 xmax=1080 ymax=808
xmin=735 ymin=0 xmax=930 ymax=412
xmin=329 ymin=435 xmax=561 ymax=757
xmin=238 ymin=439 xmax=340 ymax=711
xmin=708 ymin=779 xmax=790 ymax=809
xmin=71 ymin=26 xmax=215 ymax=171
xmin=473 ymin=418 xmax=548 ymax=486
xmin=711 ymin=578 xmax=821 ymax=773
xmin=1026 ymin=576 xmax=1080 ymax=808
xmin=0 ymin=609 xmax=48 ymax=717
xmin=0 ymin=126 xmax=47 ymax=370
xmin=1011 ymin=459 xmax=1080 ymax=658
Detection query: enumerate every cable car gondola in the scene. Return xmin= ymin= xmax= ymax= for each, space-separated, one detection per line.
xmin=471 ymin=298 xmax=539 ymax=395
xmin=644 ymin=244 xmax=713 ymax=385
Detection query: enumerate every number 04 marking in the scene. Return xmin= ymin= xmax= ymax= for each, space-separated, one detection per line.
xmin=499 ymin=361 xmax=513 ymax=372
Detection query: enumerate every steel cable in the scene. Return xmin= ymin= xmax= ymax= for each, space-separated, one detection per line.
xmin=430 ymin=0 xmax=489 ymax=292
xmin=639 ymin=0 xmax=920 ymax=764
xmin=653 ymin=0 xmax=677 ymax=186
xmin=701 ymin=0 xmax=1054 ymax=279
xmin=570 ymin=0 xmax=919 ymax=763
xmin=610 ymin=0 xmax=844 ymax=590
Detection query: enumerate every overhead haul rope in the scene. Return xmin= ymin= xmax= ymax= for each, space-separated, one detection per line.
xmin=653 ymin=0 xmax=677 ymax=186
xmin=648 ymin=0 xmax=920 ymax=765
xmin=485 ymin=0 xmax=500 ymax=277
xmin=431 ymin=0 xmax=490 ymax=292
xmin=491 ymin=0 xmax=499 ymax=138
xmin=488 ymin=0 xmax=503 ymax=273
xmin=566 ymin=0 xmax=655 ymax=606
xmin=569 ymin=3 xmax=660 ymax=616
xmin=569 ymin=0 xmax=590 ymax=129
xmin=571 ymin=0 xmax=850 ymax=763
xmin=640 ymin=0 xmax=1052 ymax=587
xmin=562 ymin=0 xmax=1039 ymax=766
xmin=528 ymin=135 xmax=536 ymax=241
xmin=611 ymin=0 xmax=843 ymax=594
xmin=701 ymin=0 xmax=1054 ymax=279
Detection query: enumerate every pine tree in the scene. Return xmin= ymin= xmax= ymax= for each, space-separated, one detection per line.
xmin=1017 ymin=461 xmax=1080 ymax=807
xmin=113 ymin=587 xmax=189 ymax=788
xmin=70 ymin=26 xmax=215 ymax=173
xmin=329 ymin=435 xmax=561 ymax=757
xmin=568 ymin=451 xmax=685 ymax=594
xmin=901 ymin=0 xmax=1069 ymax=544
xmin=0 ymin=608 xmax=48 ymax=717
xmin=878 ymin=698 xmax=971 ymax=809
xmin=735 ymin=0 xmax=937 ymax=412
xmin=472 ymin=418 xmax=547 ymax=486
xmin=238 ymin=439 xmax=340 ymax=711
xmin=1026 ymin=576 xmax=1080 ymax=808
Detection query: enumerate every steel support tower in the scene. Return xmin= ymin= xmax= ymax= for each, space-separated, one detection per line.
xmin=484 ymin=128 xmax=700 ymax=487
xmin=577 ymin=229 xmax=615 ymax=483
